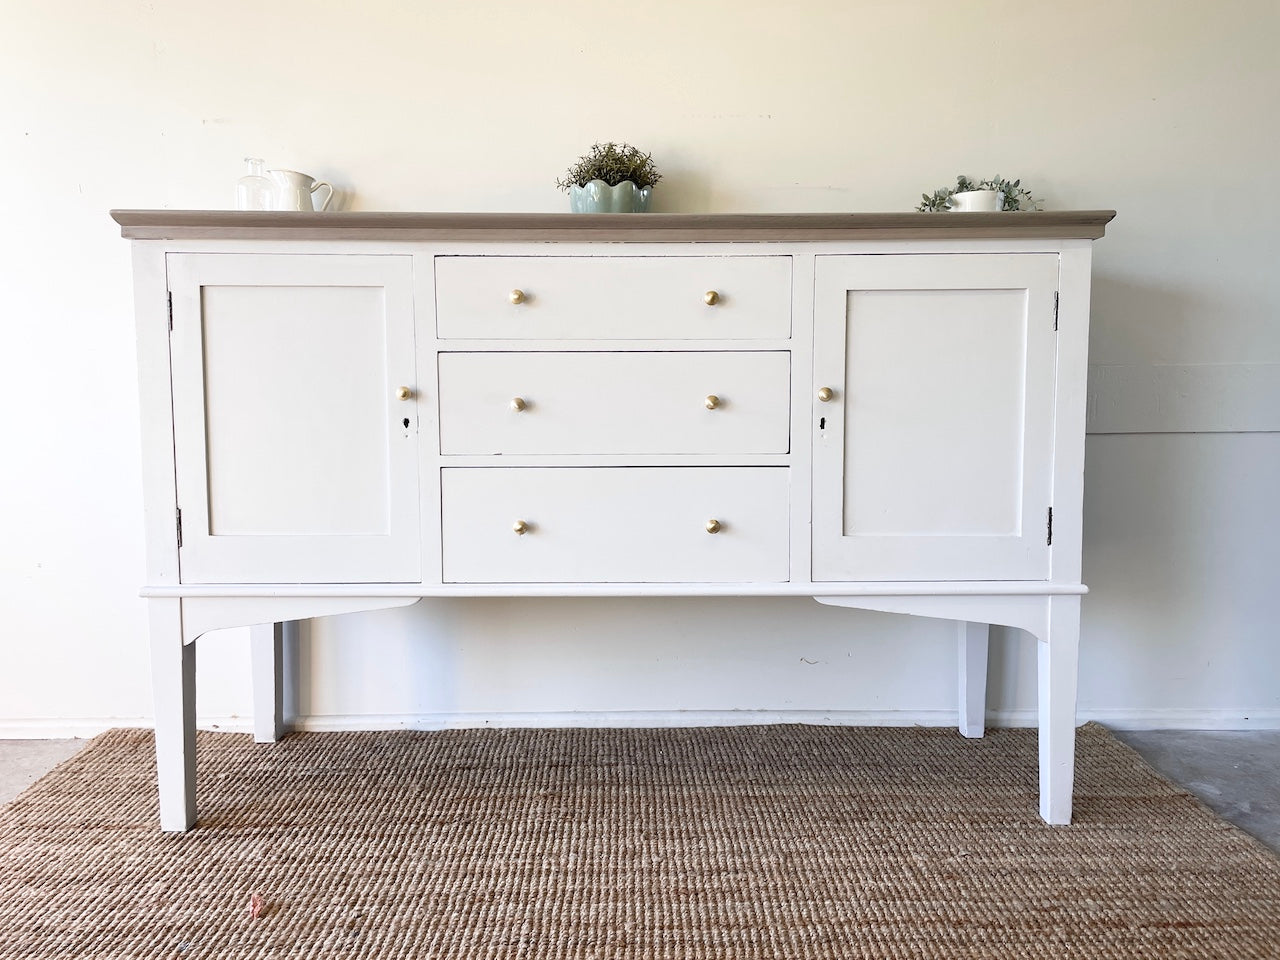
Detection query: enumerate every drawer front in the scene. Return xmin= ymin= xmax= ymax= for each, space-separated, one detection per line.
xmin=442 ymin=468 xmax=790 ymax=583
xmin=435 ymin=256 xmax=791 ymax=339
xmin=438 ymin=352 xmax=790 ymax=455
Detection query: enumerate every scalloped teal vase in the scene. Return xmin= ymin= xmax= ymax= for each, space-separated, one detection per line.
xmin=569 ymin=179 xmax=653 ymax=213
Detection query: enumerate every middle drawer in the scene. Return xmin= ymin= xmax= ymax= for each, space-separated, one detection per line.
xmin=438 ymin=352 xmax=791 ymax=455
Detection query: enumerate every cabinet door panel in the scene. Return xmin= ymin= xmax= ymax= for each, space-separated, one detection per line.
xmin=168 ymin=254 xmax=420 ymax=583
xmin=813 ymin=254 xmax=1058 ymax=581
xmin=200 ymin=284 xmax=391 ymax=536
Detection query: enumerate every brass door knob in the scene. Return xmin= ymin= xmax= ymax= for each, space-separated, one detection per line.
xmin=704 ymin=290 xmax=721 ymax=306
xmin=509 ymin=289 xmax=527 ymax=305
xmin=512 ymin=519 xmax=530 ymax=535
xmin=510 ymin=397 xmax=527 ymax=412
xmin=705 ymin=395 xmax=721 ymax=410
xmin=817 ymin=387 xmax=835 ymax=402
xmin=705 ymin=519 xmax=722 ymax=534
xmin=396 ymin=386 xmax=413 ymax=401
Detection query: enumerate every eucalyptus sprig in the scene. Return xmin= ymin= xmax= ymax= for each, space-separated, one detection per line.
xmin=556 ymin=142 xmax=662 ymax=191
xmin=917 ymin=175 xmax=1042 ymax=212
xmin=919 ymin=187 xmax=955 ymax=212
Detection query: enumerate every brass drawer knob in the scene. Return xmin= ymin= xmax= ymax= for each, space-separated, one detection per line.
xmin=395 ymin=386 xmax=413 ymax=401
xmin=705 ymin=519 xmax=722 ymax=534
xmin=509 ymin=289 xmax=527 ymax=305
xmin=704 ymin=395 xmax=721 ymax=410
xmin=510 ymin=397 xmax=527 ymax=412
xmin=512 ymin=519 xmax=530 ymax=535
xmin=817 ymin=386 xmax=834 ymax=402
xmin=704 ymin=290 xmax=721 ymax=306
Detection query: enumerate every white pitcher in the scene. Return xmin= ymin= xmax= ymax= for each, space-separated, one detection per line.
xmin=268 ymin=169 xmax=335 ymax=211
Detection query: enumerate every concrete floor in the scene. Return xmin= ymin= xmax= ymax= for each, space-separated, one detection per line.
xmin=1115 ymin=729 xmax=1280 ymax=853
xmin=1 ymin=731 xmax=1277 ymax=853
xmin=0 ymin=739 xmax=86 ymax=806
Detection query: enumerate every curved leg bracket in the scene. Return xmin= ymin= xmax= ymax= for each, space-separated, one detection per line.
xmin=813 ymin=592 xmax=1082 ymax=825
xmin=150 ymin=595 xmax=421 ymax=832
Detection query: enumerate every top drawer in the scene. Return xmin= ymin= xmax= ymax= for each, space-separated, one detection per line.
xmin=435 ymin=256 xmax=791 ymax=340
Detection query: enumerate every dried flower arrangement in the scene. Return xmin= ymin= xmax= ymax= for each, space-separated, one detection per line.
xmin=556 ymin=142 xmax=662 ymax=192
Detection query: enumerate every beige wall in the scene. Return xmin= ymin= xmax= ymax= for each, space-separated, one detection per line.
xmin=2 ymin=0 xmax=1276 ymax=732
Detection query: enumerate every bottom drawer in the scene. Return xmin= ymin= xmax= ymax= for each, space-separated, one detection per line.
xmin=442 ymin=467 xmax=790 ymax=583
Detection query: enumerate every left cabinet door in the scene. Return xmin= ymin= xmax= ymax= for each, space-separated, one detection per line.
xmin=167 ymin=254 xmax=420 ymax=584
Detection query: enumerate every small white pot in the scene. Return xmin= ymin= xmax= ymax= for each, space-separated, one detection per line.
xmin=948 ymin=189 xmax=1004 ymax=212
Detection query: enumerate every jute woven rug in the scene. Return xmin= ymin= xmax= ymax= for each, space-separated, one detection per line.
xmin=2 ymin=724 xmax=1278 ymax=959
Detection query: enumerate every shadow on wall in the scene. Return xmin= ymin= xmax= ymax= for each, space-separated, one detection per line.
xmin=646 ymin=162 xmax=712 ymax=213
xmin=1078 ymin=428 xmax=1280 ymax=712
xmin=985 ymin=625 xmax=1034 ymax=716
xmin=1088 ymin=271 xmax=1221 ymax=365
xmin=291 ymin=595 xmax=969 ymax=722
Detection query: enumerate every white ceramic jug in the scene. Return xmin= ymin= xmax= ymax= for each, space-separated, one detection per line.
xmin=268 ymin=169 xmax=335 ymax=211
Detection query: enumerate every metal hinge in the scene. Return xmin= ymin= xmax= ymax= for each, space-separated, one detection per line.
xmin=1053 ymin=291 xmax=1059 ymax=331
xmin=1047 ymin=507 xmax=1053 ymax=546
xmin=176 ymin=507 xmax=183 ymax=548
xmin=167 ymin=291 xmax=173 ymax=331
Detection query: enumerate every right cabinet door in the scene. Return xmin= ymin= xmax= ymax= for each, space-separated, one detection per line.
xmin=813 ymin=253 xmax=1059 ymax=581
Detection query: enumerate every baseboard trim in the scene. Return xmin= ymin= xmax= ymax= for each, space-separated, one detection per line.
xmin=2 ymin=707 xmax=1278 ymax=739
xmin=287 ymin=710 xmax=964 ymax=732
xmin=1075 ymin=707 xmax=1280 ymax=731
xmin=0 ymin=716 xmax=254 ymax=739
xmin=0 ymin=718 xmax=152 ymax=740
xmin=288 ymin=708 xmax=1280 ymax=733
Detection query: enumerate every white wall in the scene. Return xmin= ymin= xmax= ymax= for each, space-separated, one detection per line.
xmin=2 ymin=0 xmax=1277 ymax=735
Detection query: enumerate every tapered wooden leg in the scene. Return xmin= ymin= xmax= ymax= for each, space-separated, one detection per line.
xmin=957 ymin=621 xmax=990 ymax=738
xmin=250 ymin=621 xmax=287 ymax=743
xmin=150 ymin=599 xmax=196 ymax=831
xmin=1037 ymin=595 xmax=1081 ymax=825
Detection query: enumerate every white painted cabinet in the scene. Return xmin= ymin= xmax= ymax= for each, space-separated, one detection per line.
xmin=115 ymin=209 xmax=1112 ymax=833
xmin=167 ymin=254 xmax=420 ymax=583
xmin=812 ymin=253 xmax=1060 ymax=582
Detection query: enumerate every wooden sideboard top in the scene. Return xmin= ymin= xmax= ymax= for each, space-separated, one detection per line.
xmin=110 ymin=210 xmax=1116 ymax=242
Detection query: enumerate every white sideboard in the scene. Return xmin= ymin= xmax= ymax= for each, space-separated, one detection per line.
xmin=114 ymin=210 xmax=1114 ymax=832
